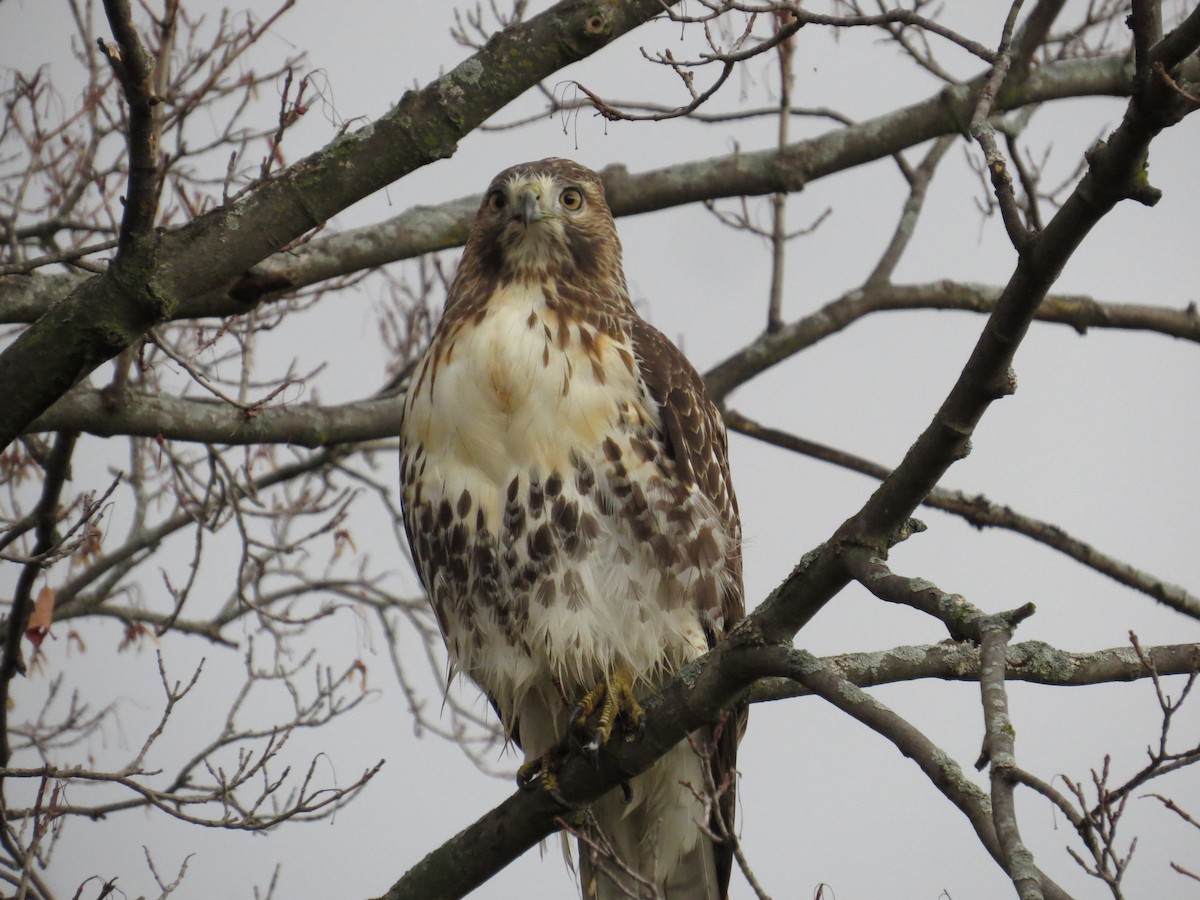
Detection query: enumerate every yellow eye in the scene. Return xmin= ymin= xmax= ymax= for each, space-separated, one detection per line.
xmin=560 ymin=187 xmax=584 ymax=211
xmin=487 ymin=189 xmax=507 ymax=212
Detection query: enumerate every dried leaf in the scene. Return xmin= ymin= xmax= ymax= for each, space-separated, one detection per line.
xmin=119 ymin=622 xmax=152 ymax=652
xmin=73 ymin=523 xmax=103 ymax=567
xmin=350 ymin=658 xmax=367 ymax=691
xmin=332 ymin=528 xmax=356 ymax=561
xmin=25 ymin=585 xmax=54 ymax=651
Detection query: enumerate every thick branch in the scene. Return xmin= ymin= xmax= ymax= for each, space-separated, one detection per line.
xmin=727 ymin=410 xmax=1200 ymax=618
xmin=98 ymin=0 xmax=161 ymax=250
xmin=24 ymin=284 xmax=1199 ymax=447
xmin=1010 ymin=0 xmax=1068 ymax=83
xmin=29 ymin=389 xmax=402 ymax=447
xmin=0 ymin=54 xmax=1135 ymax=325
xmin=374 ymin=632 xmax=779 ymax=900
xmin=381 ymin=628 xmax=1200 ymax=900
xmin=977 ymin=608 xmax=1044 ymax=900
xmin=379 ymin=628 xmax=1195 ymax=897
xmin=849 ymin=548 xmax=993 ymax=642
xmin=708 ymin=280 xmax=1199 ymax=403
xmin=180 ymin=53 xmax=1139 ymax=317
xmin=764 ymin=645 xmax=1071 ymax=900
xmin=1131 ymin=0 xmax=1165 ymax=84
xmin=1151 ymin=3 xmax=1200 ymax=70
xmin=747 ymin=640 xmax=1200 ymax=704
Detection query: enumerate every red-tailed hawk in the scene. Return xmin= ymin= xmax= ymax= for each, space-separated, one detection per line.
xmin=400 ymin=158 xmax=744 ymax=899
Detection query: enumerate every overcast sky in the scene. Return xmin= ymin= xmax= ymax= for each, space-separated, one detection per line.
xmin=2 ymin=2 xmax=1198 ymax=898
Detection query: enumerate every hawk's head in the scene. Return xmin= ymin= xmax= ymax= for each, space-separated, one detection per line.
xmin=461 ymin=158 xmax=623 ymax=285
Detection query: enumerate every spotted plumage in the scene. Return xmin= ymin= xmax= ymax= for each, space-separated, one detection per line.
xmin=400 ymin=159 xmax=744 ymax=899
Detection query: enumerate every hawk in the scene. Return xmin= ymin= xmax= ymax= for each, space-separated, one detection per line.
xmin=400 ymin=158 xmax=744 ymax=900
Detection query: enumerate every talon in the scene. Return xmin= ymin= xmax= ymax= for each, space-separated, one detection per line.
xmin=570 ymin=680 xmax=606 ymax=732
xmin=568 ymin=666 xmax=645 ymax=756
xmin=620 ymin=696 xmax=646 ymax=741
xmin=629 ymin=712 xmax=646 ymax=740
xmin=517 ymin=747 xmax=562 ymax=791
xmin=517 ymin=748 xmax=574 ymax=807
xmin=517 ymin=754 xmax=545 ymax=791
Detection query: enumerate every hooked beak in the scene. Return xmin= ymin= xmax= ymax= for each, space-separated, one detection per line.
xmin=517 ymin=188 xmax=543 ymax=226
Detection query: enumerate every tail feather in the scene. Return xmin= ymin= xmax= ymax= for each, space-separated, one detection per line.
xmin=578 ymin=734 xmax=723 ymax=900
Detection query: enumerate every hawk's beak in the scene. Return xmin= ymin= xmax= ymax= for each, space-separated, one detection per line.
xmin=517 ymin=189 xmax=543 ymax=226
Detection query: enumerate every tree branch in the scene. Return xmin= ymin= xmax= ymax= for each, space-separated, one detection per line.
xmin=736 ymin=644 xmax=1074 ymax=900
xmin=707 ymin=281 xmax=1199 ymax=404
xmin=977 ymin=606 xmax=1045 ymax=900
xmin=865 ymin=135 xmax=956 ymax=287
xmin=27 ymin=388 xmax=403 ymax=447
xmin=1150 ymin=3 xmax=1200 ymax=70
xmin=0 ymin=432 xmax=76 ymax=767
xmin=39 ymin=445 xmax=351 ymax=632
xmin=98 ymin=0 xmax=162 ymax=250
xmin=23 ymin=283 xmax=1199 ymax=447
xmin=1010 ymin=0 xmax=1069 ymax=83
xmin=1130 ymin=0 xmax=1165 ymax=85
xmin=184 ymin=52 xmax=1140 ymax=317
xmin=969 ymin=0 xmax=1037 ymax=252
xmin=379 ymin=630 xmax=1200 ymax=898
xmin=746 ymin=640 xmax=1200 ymax=704
xmin=726 ymin=410 xmax=1200 ymax=619
xmin=0 ymin=53 xmax=1136 ymax=326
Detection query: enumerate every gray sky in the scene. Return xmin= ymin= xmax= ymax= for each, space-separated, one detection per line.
xmin=2 ymin=1 xmax=1198 ymax=898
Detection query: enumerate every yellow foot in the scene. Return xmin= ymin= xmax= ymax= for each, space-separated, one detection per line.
xmin=517 ymin=749 xmax=557 ymax=791
xmin=515 ymin=668 xmax=646 ymax=804
xmin=569 ymin=666 xmax=647 ymax=760
xmin=516 ymin=747 xmax=572 ymax=806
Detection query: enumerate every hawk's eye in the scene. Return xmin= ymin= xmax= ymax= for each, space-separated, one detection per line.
xmin=487 ymin=190 xmax=507 ymax=212
xmin=559 ymin=187 xmax=584 ymax=211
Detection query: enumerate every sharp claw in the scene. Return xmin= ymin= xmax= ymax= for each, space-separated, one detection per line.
xmin=546 ymin=784 xmax=572 ymax=809
xmin=619 ymin=780 xmax=633 ymax=804
xmin=566 ymin=667 xmax=645 ymax=765
xmin=522 ymin=753 xmax=575 ymax=809
xmin=516 ymin=757 xmax=543 ymax=791
xmin=628 ymin=711 xmax=647 ymax=740
xmin=568 ymin=720 xmax=592 ymax=753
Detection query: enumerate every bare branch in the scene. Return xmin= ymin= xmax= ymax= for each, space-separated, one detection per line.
xmin=866 ymin=135 xmax=956 ymax=287
xmin=97 ymin=0 xmax=162 ymax=249
xmin=726 ymin=410 xmax=1200 ymax=619
xmin=746 ymin=640 xmax=1200 ymax=703
xmin=976 ymin=606 xmax=1044 ymax=900
xmin=1129 ymin=0 xmax=1164 ymax=83
xmin=0 ymin=432 xmax=76 ymax=767
xmin=30 ymin=389 xmax=401 ymax=447
xmin=969 ymin=1 xmax=1037 ymax=250
xmin=751 ymin=645 xmax=1072 ymax=900
xmin=0 ymin=53 xmax=1137 ymax=327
